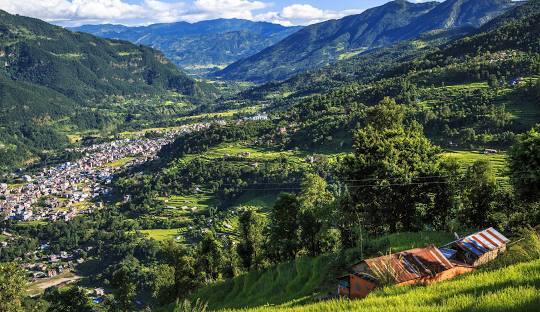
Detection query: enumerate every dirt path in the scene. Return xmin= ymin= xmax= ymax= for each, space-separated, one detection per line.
xmin=28 ymin=272 xmax=82 ymax=296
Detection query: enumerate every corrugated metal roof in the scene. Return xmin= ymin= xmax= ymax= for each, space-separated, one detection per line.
xmin=362 ymin=245 xmax=453 ymax=284
xmin=455 ymin=227 xmax=509 ymax=256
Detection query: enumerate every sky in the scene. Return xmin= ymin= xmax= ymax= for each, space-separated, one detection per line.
xmin=0 ymin=0 xmax=438 ymax=27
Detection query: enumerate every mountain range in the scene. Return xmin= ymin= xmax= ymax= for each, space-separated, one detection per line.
xmin=70 ymin=20 xmax=301 ymax=76
xmin=215 ymin=0 xmax=519 ymax=83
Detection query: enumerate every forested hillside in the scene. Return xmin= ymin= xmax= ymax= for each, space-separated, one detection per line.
xmin=0 ymin=10 xmax=217 ymax=170
xmin=215 ymin=0 xmax=517 ymax=83
xmin=70 ymin=20 xmax=301 ymax=76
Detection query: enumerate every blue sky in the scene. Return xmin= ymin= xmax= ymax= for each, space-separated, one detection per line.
xmin=0 ymin=0 xmax=437 ymax=26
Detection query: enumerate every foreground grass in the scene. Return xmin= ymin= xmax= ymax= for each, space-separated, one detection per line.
xmin=229 ymin=259 xmax=540 ymax=312
xmin=189 ymin=232 xmax=454 ymax=310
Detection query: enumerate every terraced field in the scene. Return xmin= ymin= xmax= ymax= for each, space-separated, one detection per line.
xmin=139 ymin=228 xmax=184 ymax=241
xmin=159 ymin=194 xmax=215 ymax=221
xmin=443 ymin=150 xmax=508 ymax=176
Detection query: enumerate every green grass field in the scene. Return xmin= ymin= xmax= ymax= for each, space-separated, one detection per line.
xmin=139 ymin=228 xmax=183 ymax=241
xmin=231 ymin=193 xmax=279 ymax=211
xmin=161 ymin=194 xmax=215 ymax=212
xmin=156 ymin=194 xmax=216 ymax=224
xmin=443 ymin=150 xmax=508 ymax=177
xmin=191 ymin=143 xmax=307 ymax=164
xmin=103 ymin=157 xmax=135 ymax=168
xmin=229 ymin=259 xmax=540 ymax=312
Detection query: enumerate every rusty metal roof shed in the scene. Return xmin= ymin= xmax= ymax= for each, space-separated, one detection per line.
xmin=361 ymin=245 xmax=454 ymax=284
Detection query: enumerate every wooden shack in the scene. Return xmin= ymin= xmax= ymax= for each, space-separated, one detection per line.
xmin=338 ymin=245 xmax=474 ymax=299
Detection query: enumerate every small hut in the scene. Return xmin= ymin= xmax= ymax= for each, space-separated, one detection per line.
xmin=338 ymin=228 xmax=509 ymax=299
xmin=439 ymin=227 xmax=509 ymax=267
xmin=338 ymin=245 xmax=473 ymax=299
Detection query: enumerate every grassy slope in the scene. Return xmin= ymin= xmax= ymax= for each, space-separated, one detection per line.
xmin=190 ymin=232 xmax=454 ymax=310
xmin=229 ymin=259 xmax=540 ymax=312
xmin=442 ymin=151 xmax=508 ymax=175
xmin=139 ymin=228 xmax=183 ymax=241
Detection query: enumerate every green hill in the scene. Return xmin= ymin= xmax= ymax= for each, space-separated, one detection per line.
xmin=236 ymin=1 xmax=540 ymax=152
xmin=0 ymin=9 xmax=218 ymax=170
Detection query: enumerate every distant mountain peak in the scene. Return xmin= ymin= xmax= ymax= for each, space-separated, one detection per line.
xmin=70 ymin=19 xmax=301 ymax=76
xmin=215 ymin=0 xmax=518 ymax=83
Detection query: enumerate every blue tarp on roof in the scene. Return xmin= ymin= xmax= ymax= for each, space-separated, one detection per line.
xmin=439 ymin=248 xmax=458 ymax=259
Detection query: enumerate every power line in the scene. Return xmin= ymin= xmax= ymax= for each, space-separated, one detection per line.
xmin=199 ymin=176 xmax=518 ymax=192
xmin=209 ymin=170 xmax=531 ymax=187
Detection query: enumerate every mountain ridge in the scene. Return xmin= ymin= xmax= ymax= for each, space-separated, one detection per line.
xmin=215 ymin=0 xmax=519 ymax=83
xmin=0 ymin=9 xmax=216 ymax=169
xmin=70 ymin=19 xmax=302 ymax=76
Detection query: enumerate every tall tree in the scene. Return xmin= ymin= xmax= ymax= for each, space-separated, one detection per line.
xmin=110 ymin=265 xmax=137 ymax=312
xmin=237 ymin=207 xmax=266 ymax=270
xmin=298 ymin=174 xmax=334 ymax=256
xmin=339 ymin=98 xmax=444 ymax=236
xmin=162 ymin=241 xmax=200 ymax=298
xmin=461 ymin=160 xmax=498 ymax=228
xmin=509 ymin=125 xmax=540 ymax=202
xmin=0 ymin=263 xmax=26 ymax=312
xmin=148 ymin=264 xmax=176 ymax=305
xmin=267 ymin=193 xmax=301 ymax=262
xmin=197 ymin=231 xmax=224 ymax=281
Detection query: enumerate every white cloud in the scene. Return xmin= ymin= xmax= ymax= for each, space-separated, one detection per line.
xmin=0 ymin=0 xmax=362 ymax=26
xmin=256 ymin=4 xmax=363 ymax=26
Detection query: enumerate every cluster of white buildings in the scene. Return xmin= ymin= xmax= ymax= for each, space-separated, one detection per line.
xmin=0 ymin=124 xmax=209 ymax=222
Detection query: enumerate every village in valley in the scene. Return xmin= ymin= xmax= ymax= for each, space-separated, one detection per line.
xmin=0 ymin=123 xmax=211 ymax=294
xmin=0 ymin=124 xmax=213 ymax=223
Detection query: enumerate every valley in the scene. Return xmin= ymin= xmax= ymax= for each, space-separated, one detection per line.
xmin=0 ymin=0 xmax=539 ymax=311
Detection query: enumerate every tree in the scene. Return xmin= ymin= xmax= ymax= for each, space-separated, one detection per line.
xmin=461 ymin=160 xmax=498 ymax=228
xmin=44 ymin=287 xmax=93 ymax=312
xmin=148 ymin=264 xmax=176 ymax=305
xmin=298 ymin=174 xmax=334 ymax=256
xmin=339 ymin=98 xmax=444 ymax=236
xmin=509 ymin=125 xmax=540 ymax=201
xmin=161 ymin=241 xmax=200 ymax=298
xmin=197 ymin=231 xmax=224 ymax=281
xmin=0 ymin=263 xmax=26 ymax=312
xmin=488 ymin=74 xmax=499 ymax=89
xmin=267 ymin=193 xmax=301 ymax=262
xmin=110 ymin=265 xmax=137 ymax=312
xmin=237 ymin=207 xmax=266 ymax=270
